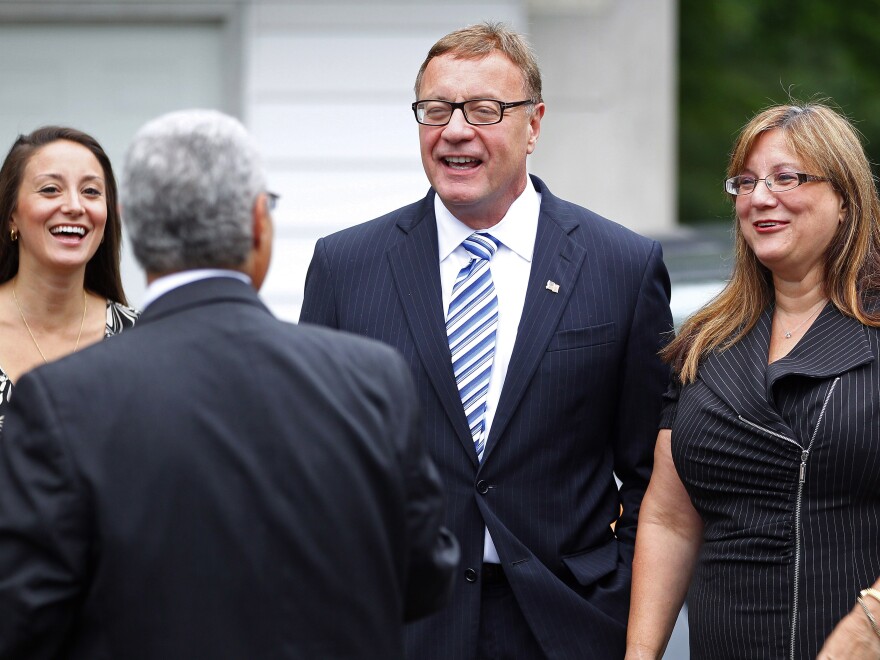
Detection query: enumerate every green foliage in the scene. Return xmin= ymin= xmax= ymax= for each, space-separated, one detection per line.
xmin=679 ymin=0 xmax=880 ymax=223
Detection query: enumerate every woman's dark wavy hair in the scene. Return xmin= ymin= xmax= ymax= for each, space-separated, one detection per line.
xmin=0 ymin=126 xmax=127 ymax=304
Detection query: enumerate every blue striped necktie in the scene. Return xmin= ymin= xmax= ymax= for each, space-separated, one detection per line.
xmin=446 ymin=232 xmax=500 ymax=461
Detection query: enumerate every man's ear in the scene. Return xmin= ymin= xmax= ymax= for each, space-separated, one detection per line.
xmin=252 ymin=193 xmax=268 ymax=248
xmin=526 ymin=102 xmax=545 ymax=155
xmin=249 ymin=192 xmax=274 ymax=290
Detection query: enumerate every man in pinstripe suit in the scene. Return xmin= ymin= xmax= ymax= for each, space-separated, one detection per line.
xmin=301 ymin=22 xmax=673 ymax=659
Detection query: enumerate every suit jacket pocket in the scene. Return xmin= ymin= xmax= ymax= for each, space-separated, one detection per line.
xmin=561 ymin=537 xmax=620 ymax=587
xmin=547 ymin=322 xmax=616 ymax=352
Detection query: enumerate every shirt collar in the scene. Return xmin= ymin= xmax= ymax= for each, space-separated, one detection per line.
xmin=435 ymin=175 xmax=541 ymax=262
xmin=143 ymin=269 xmax=252 ymax=309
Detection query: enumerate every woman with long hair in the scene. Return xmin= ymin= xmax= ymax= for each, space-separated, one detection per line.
xmin=627 ymin=103 xmax=880 ymax=659
xmin=0 ymin=126 xmax=137 ymax=428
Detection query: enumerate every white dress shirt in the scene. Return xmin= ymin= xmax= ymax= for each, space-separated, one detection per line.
xmin=142 ymin=269 xmax=252 ymax=310
xmin=436 ymin=177 xmax=542 ymax=563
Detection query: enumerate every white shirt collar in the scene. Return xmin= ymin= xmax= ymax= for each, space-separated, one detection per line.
xmin=435 ymin=175 xmax=541 ymax=262
xmin=143 ymin=269 xmax=252 ymax=309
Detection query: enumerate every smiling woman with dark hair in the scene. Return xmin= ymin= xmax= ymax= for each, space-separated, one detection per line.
xmin=0 ymin=126 xmax=137 ymax=428
xmin=626 ymin=102 xmax=880 ymax=660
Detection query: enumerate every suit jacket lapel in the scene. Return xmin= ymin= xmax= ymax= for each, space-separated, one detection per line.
xmin=484 ymin=186 xmax=586 ymax=460
xmin=698 ymin=309 xmax=789 ymax=432
xmin=699 ymin=303 xmax=875 ymax=436
xmin=767 ymin=303 xmax=875 ymax=387
xmin=387 ymin=197 xmax=479 ymax=464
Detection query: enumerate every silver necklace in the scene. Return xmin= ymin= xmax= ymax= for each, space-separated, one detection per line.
xmin=778 ymin=299 xmax=825 ymax=339
xmin=11 ymin=279 xmax=88 ymax=363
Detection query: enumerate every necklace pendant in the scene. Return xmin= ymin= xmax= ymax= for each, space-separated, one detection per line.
xmin=784 ymin=331 xmax=792 ymax=339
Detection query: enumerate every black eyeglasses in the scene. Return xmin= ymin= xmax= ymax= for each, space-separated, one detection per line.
xmin=412 ymin=98 xmax=535 ymax=126
xmin=724 ymin=172 xmax=828 ymax=196
xmin=266 ymin=191 xmax=280 ymax=211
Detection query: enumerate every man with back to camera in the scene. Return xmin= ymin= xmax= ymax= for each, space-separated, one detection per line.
xmin=300 ymin=21 xmax=673 ymax=660
xmin=0 ymin=109 xmax=458 ymax=659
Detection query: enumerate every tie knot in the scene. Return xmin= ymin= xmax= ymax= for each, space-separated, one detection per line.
xmin=462 ymin=232 xmax=500 ymax=261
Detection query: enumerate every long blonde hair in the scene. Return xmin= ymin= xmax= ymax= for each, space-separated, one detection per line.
xmin=665 ymin=103 xmax=880 ymax=383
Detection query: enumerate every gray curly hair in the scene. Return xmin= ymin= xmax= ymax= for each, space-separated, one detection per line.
xmin=120 ymin=109 xmax=266 ymax=274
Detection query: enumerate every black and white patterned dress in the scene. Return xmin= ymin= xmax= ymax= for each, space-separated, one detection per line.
xmin=664 ymin=303 xmax=880 ymax=659
xmin=0 ymin=301 xmax=138 ymax=430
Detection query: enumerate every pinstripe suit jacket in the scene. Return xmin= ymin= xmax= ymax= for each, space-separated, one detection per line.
xmin=664 ymin=303 xmax=880 ymax=659
xmin=300 ymin=176 xmax=673 ymax=659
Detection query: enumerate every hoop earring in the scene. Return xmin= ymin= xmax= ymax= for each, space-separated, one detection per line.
xmin=9 ymin=227 xmax=17 ymax=242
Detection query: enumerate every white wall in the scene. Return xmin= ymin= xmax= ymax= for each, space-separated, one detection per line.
xmin=529 ymin=0 xmax=677 ymax=235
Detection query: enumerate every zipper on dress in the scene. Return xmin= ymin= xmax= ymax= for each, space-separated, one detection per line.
xmin=738 ymin=376 xmax=840 ymax=660
xmin=788 ymin=376 xmax=840 ymax=660
xmin=736 ymin=415 xmax=799 ymax=446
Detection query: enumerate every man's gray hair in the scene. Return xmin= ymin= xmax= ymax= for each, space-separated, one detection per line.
xmin=120 ymin=109 xmax=266 ymax=274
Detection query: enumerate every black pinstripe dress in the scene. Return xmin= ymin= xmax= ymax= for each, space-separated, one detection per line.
xmin=663 ymin=303 xmax=880 ymax=659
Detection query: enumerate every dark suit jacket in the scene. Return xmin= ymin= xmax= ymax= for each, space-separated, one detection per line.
xmin=300 ymin=176 xmax=673 ymax=659
xmin=0 ymin=277 xmax=458 ymax=660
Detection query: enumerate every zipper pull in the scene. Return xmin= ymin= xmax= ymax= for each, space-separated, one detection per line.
xmin=799 ymin=450 xmax=809 ymax=483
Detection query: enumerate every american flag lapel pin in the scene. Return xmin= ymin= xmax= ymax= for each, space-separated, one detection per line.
xmin=545 ymin=280 xmax=560 ymax=294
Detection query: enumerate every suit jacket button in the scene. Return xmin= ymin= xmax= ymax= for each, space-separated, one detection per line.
xmin=464 ymin=568 xmax=478 ymax=583
xmin=476 ymin=480 xmax=490 ymax=495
